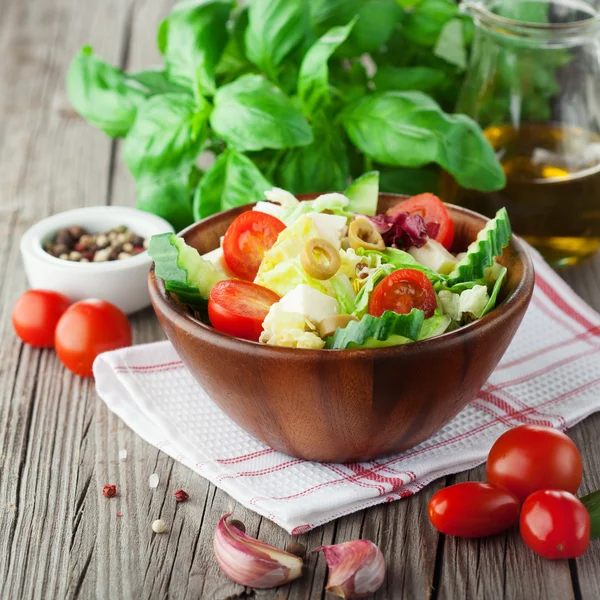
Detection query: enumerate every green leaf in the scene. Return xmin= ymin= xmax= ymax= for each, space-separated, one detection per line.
xmin=157 ymin=18 xmax=169 ymax=55
xmin=193 ymin=148 xmax=272 ymax=220
xmin=352 ymin=265 xmax=395 ymax=318
xmin=278 ymin=121 xmax=348 ymax=194
xmin=581 ymin=490 xmax=600 ymax=540
xmin=373 ymin=65 xmax=447 ymax=93
xmin=298 ymin=19 xmax=356 ymax=117
xmin=123 ymin=94 xmax=209 ymax=180
xmin=66 ymin=46 xmax=148 ymax=138
xmin=403 ymin=0 xmax=458 ymax=47
xmin=394 ymin=0 xmax=424 ymax=7
xmin=481 ymin=265 xmax=507 ymax=316
xmin=433 ymin=19 xmax=467 ymax=70
xmin=210 ymin=74 xmax=313 ymax=152
xmin=341 ymin=91 xmax=506 ymax=192
xmin=245 ymin=0 xmax=311 ymax=79
xmin=215 ymin=7 xmax=252 ymax=83
xmin=310 ymin=0 xmax=402 ymax=55
xmin=165 ymin=0 xmax=233 ymax=97
xmin=380 ymin=166 xmax=440 ymax=195
xmin=128 ymin=68 xmax=191 ymax=95
xmin=136 ymin=170 xmax=195 ymax=231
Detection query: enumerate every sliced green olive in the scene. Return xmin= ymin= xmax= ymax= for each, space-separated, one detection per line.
xmin=348 ymin=218 xmax=385 ymax=252
xmin=300 ymin=238 xmax=342 ymax=280
xmin=318 ymin=314 xmax=359 ymax=338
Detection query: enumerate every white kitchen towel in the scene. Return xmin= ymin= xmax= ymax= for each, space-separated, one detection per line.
xmin=94 ymin=247 xmax=600 ymax=534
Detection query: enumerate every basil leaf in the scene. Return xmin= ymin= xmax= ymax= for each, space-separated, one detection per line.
xmin=373 ymin=65 xmax=446 ymax=93
xmin=128 ymin=68 xmax=191 ymax=95
xmin=298 ymin=19 xmax=356 ymax=117
xmin=278 ymin=121 xmax=349 ymax=194
xmin=136 ymin=170 xmax=194 ymax=232
xmin=245 ymin=0 xmax=311 ymax=79
xmin=341 ymin=91 xmax=506 ymax=192
xmin=433 ymin=19 xmax=467 ymax=70
xmin=157 ymin=18 xmax=169 ymax=55
xmin=380 ymin=165 xmax=441 ymax=195
xmin=215 ymin=7 xmax=252 ymax=83
xmin=165 ymin=0 xmax=233 ymax=97
xmin=193 ymin=148 xmax=271 ymax=220
xmin=210 ymin=74 xmax=313 ymax=152
xmin=310 ymin=0 xmax=401 ymax=55
xmin=403 ymin=0 xmax=458 ymax=47
xmin=66 ymin=46 xmax=148 ymax=138
xmin=123 ymin=94 xmax=209 ymax=179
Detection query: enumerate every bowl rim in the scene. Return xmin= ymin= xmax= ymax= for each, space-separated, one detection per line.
xmin=21 ymin=205 xmax=174 ymax=273
xmin=149 ymin=198 xmax=535 ymax=360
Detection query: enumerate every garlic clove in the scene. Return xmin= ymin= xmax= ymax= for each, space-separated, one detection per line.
xmin=214 ymin=514 xmax=303 ymax=589
xmin=314 ymin=540 xmax=385 ymax=599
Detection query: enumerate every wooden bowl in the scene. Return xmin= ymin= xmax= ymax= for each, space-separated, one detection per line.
xmin=149 ymin=194 xmax=534 ymax=462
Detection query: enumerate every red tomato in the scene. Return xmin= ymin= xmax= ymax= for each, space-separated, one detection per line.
xmin=486 ymin=425 xmax=583 ymax=503
xmin=208 ymin=280 xmax=280 ymax=342
xmin=368 ymin=268 xmax=437 ymax=319
xmin=520 ymin=490 xmax=590 ymax=559
xmin=55 ymin=299 xmax=132 ymax=377
xmin=429 ymin=482 xmax=521 ymax=537
xmin=388 ymin=193 xmax=454 ymax=250
xmin=12 ymin=290 xmax=71 ymax=348
xmin=222 ymin=211 xmax=286 ymax=281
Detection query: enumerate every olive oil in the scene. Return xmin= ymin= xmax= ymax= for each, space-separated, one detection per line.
xmin=441 ymin=123 xmax=600 ymax=266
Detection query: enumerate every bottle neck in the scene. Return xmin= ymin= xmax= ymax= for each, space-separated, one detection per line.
xmin=462 ymin=0 xmax=600 ymax=48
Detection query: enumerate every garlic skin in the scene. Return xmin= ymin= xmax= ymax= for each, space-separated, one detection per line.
xmin=214 ymin=514 xmax=303 ymax=589
xmin=315 ymin=540 xmax=385 ymax=598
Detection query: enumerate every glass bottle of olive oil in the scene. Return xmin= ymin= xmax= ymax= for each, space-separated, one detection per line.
xmin=450 ymin=0 xmax=600 ymax=266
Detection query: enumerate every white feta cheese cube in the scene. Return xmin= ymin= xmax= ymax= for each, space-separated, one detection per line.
xmin=202 ymin=246 xmax=235 ymax=277
xmin=306 ymin=212 xmax=348 ymax=249
xmin=278 ymin=284 xmax=339 ymax=324
xmin=409 ymin=239 xmax=458 ymax=275
xmin=253 ymin=201 xmax=284 ymax=219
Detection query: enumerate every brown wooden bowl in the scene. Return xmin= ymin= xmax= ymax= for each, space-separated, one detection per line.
xmin=149 ymin=194 xmax=534 ymax=463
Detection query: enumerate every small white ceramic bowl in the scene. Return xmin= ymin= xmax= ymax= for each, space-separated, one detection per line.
xmin=20 ymin=206 xmax=174 ymax=314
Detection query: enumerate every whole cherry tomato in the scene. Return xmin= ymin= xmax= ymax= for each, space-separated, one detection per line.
xmin=55 ymin=299 xmax=132 ymax=377
xmin=12 ymin=290 xmax=72 ymax=347
xmin=486 ymin=425 xmax=583 ymax=503
xmin=208 ymin=280 xmax=280 ymax=342
xmin=428 ymin=482 xmax=521 ymax=537
xmin=222 ymin=211 xmax=286 ymax=281
xmin=388 ymin=193 xmax=454 ymax=250
xmin=369 ymin=268 xmax=437 ymax=318
xmin=520 ymin=490 xmax=590 ymax=559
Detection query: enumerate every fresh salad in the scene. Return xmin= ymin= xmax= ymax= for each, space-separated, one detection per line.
xmin=149 ymin=172 xmax=511 ymax=350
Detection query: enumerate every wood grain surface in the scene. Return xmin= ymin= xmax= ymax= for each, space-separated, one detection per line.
xmin=0 ymin=1 xmax=599 ymax=598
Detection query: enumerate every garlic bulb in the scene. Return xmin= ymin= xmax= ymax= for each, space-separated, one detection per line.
xmin=315 ymin=540 xmax=385 ymax=598
xmin=214 ymin=514 xmax=303 ymax=589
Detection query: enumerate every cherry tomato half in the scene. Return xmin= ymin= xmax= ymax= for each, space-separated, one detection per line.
xmin=208 ymin=280 xmax=280 ymax=342
xmin=388 ymin=193 xmax=454 ymax=250
xmin=429 ymin=482 xmax=521 ymax=537
xmin=520 ymin=490 xmax=590 ymax=559
xmin=12 ymin=290 xmax=72 ymax=348
xmin=55 ymin=299 xmax=132 ymax=377
xmin=222 ymin=211 xmax=286 ymax=281
xmin=369 ymin=268 xmax=437 ymax=319
xmin=486 ymin=425 xmax=583 ymax=503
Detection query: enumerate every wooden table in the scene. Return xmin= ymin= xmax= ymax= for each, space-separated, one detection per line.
xmin=1 ymin=1 xmax=600 ymax=598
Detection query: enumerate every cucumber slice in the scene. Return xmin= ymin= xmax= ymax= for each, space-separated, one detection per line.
xmin=345 ymin=171 xmax=379 ymax=216
xmin=148 ymin=233 xmax=228 ymax=306
xmin=326 ymin=309 xmax=425 ymax=349
xmin=447 ymin=208 xmax=511 ymax=286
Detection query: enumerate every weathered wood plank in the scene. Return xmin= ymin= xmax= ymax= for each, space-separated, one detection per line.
xmin=561 ymin=254 xmax=600 ymax=313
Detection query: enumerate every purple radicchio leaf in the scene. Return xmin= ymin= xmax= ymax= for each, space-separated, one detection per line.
xmin=365 ymin=212 xmax=432 ymax=249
